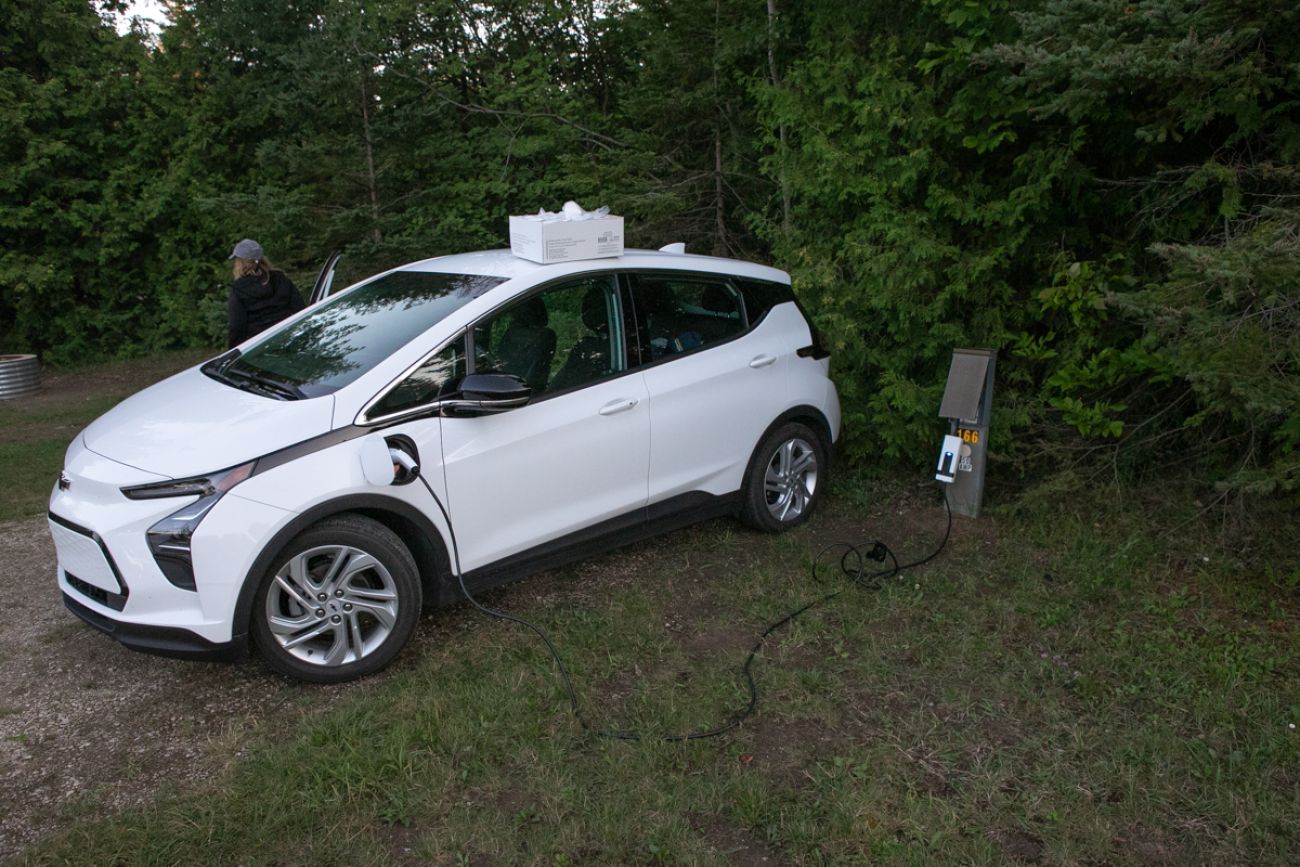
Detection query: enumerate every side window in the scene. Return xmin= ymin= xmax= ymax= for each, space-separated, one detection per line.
xmin=368 ymin=335 xmax=467 ymax=419
xmin=633 ymin=274 xmax=744 ymax=360
xmin=734 ymin=277 xmax=795 ymax=327
xmin=472 ymin=275 xmax=624 ymax=396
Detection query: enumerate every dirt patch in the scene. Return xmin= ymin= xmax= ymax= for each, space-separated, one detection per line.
xmin=746 ymin=714 xmax=851 ymax=791
xmin=1111 ymin=828 xmax=1187 ymax=865
xmin=676 ymin=619 xmax=755 ymax=662
xmin=690 ymin=812 xmax=788 ymax=866
xmin=378 ymin=820 xmax=429 ymax=866
xmin=749 ymin=713 xmax=844 ymax=753
xmin=0 ymin=514 xmax=342 ymax=860
xmin=991 ymin=827 xmax=1046 ymax=863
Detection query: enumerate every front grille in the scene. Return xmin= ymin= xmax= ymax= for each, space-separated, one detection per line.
xmin=65 ymin=570 xmax=127 ymax=611
xmin=49 ymin=511 xmax=130 ymax=610
xmin=66 ymin=572 xmax=108 ymax=605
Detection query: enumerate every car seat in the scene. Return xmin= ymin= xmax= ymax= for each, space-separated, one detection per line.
xmin=550 ymin=287 xmax=613 ymax=391
xmin=494 ymin=297 xmax=557 ymax=394
xmin=637 ymin=285 xmax=681 ymax=359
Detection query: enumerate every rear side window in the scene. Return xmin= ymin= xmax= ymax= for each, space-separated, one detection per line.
xmin=734 ymin=277 xmax=795 ymax=327
xmin=631 ymin=274 xmax=744 ymax=360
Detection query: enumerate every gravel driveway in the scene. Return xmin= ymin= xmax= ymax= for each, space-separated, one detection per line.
xmin=0 ymin=515 xmax=326 ymax=859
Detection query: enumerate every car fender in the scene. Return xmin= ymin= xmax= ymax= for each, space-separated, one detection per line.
xmin=226 ymin=491 xmax=455 ymax=649
xmin=202 ymin=432 xmax=456 ymax=647
xmin=741 ymin=404 xmax=837 ymax=489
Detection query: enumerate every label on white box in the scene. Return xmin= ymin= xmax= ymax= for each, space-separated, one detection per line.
xmin=510 ymin=215 xmax=624 ymax=264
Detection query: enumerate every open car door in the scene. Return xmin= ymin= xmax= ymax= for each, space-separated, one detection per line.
xmin=308 ymin=250 xmax=342 ymax=305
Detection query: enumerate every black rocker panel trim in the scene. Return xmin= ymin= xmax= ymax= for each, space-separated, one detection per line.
xmin=48 ymin=511 xmax=130 ymax=609
xmin=63 ymin=593 xmax=240 ymax=662
xmin=460 ymin=491 xmax=740 ymax=596
xmin=646 ymin=490 xmax=742 ymax=533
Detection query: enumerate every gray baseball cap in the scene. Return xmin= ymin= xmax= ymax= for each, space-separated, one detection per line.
xmin=228 ymin=238 xmax=264 ymax=260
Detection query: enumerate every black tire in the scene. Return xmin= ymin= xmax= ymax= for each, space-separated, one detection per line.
xmin=251 ymin=514 xmax=421 ymax=683
xmin=740 ymin=421 xmax=828 ymax=533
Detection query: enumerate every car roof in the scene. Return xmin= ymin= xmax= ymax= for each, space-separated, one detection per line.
xmin=400 ymin=248 xmax=790 ymax=285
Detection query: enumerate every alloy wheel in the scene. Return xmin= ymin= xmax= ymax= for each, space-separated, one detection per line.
xmin=764 ymin=436 xmax=818 ymax=522
xmin=264 ymin=544 xmax=399 ymax=667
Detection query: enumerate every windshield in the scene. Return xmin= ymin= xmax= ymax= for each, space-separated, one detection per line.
xmin=216 ymin=270 xmax=506 ymax=398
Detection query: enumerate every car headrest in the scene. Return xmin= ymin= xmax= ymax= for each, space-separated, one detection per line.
xmin=637 ymin=286 xmax=669 ymax=316
xmin=511 ymin=296 xmax=549 ymax=328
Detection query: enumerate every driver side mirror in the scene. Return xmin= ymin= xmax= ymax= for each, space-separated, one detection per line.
xmin=443 ymin=373 xmax=531 ymax=416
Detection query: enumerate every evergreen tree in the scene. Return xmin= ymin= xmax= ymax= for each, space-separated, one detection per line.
xmin=0 ymin=0 xmax=1294 ymax=495
xmin=0 ymin=0 xmax=149 ymax=359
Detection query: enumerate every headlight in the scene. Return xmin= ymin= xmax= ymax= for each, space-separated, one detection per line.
xmin=120 ymin=462 xmax=256 ymax=500
xmin=120 ymin=461 xmax=257 ymax=591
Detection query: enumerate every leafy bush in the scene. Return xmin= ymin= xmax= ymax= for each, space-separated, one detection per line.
xmin=2 ymin=0 xmax=1296 ymax=496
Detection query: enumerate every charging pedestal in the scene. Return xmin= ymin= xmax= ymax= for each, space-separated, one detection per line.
xmin=938 ymin=348 xmax=996 ymax=518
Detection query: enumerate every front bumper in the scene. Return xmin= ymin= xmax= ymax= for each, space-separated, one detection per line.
xmin=63 ymin=592 xmax=244 ymax=662
xmin=49 ymin=437 xmax=294 ymax=653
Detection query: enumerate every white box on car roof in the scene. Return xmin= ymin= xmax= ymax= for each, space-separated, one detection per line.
xmin=509 ymin=214 xmax=625 ymax=264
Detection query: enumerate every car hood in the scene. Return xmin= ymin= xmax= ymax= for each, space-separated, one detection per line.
xmin=81 ymin=366 xmax=336 ymax=479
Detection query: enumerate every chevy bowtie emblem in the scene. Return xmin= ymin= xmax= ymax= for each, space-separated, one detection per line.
xmin=58 ymin=472 xmax=71 ymax=491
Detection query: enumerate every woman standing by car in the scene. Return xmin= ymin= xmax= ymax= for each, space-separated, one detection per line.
xmin=226 ymin=238 xmax=304 ymax=348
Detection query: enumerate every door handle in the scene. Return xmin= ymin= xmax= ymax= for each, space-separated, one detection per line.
xmin=749 ymin=354 xmax=777 ymax=369
xmin=598 ymin=398 xmax=640 ymax=416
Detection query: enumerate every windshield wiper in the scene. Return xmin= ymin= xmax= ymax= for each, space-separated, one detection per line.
xmin=222 ymin=366 xmax=306 ymax=401
xmin=201 ymin=355 xmax=244 ymax=390
xmin=202 ymin=354 xmax=305 ymax=400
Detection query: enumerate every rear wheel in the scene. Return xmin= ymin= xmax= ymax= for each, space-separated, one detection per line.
xmin=251 ymin=514 xmax=421 ymax=683
xmin=740 ymin=422 xmax=827 ymax=532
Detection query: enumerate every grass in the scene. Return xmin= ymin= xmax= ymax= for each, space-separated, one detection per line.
xmin=4 ymin=355 xmax=1298 ymax=864
xmin=13 ymin=482 xmax=1300 ymax=864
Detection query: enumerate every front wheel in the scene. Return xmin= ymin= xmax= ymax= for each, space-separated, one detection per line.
xmin=740 ymin=422 xmax=827 ymax=532
xmin=251 ymin=514 xmax=421 ymax=683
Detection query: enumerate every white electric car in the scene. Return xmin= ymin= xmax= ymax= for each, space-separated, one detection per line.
xmin=48 ymin=248 xmax=840 ymax=681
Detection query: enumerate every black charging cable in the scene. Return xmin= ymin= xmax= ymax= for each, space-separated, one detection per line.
xmin=418 ymin=471 xmax=952 ymax=742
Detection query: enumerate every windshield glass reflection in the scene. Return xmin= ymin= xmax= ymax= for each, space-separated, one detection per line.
xmin=229 ymin=271 xmax=506 ymax=397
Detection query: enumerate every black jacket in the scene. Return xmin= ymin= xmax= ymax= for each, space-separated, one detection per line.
xmin=227 ymin=270 xmax=305 ymax=347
